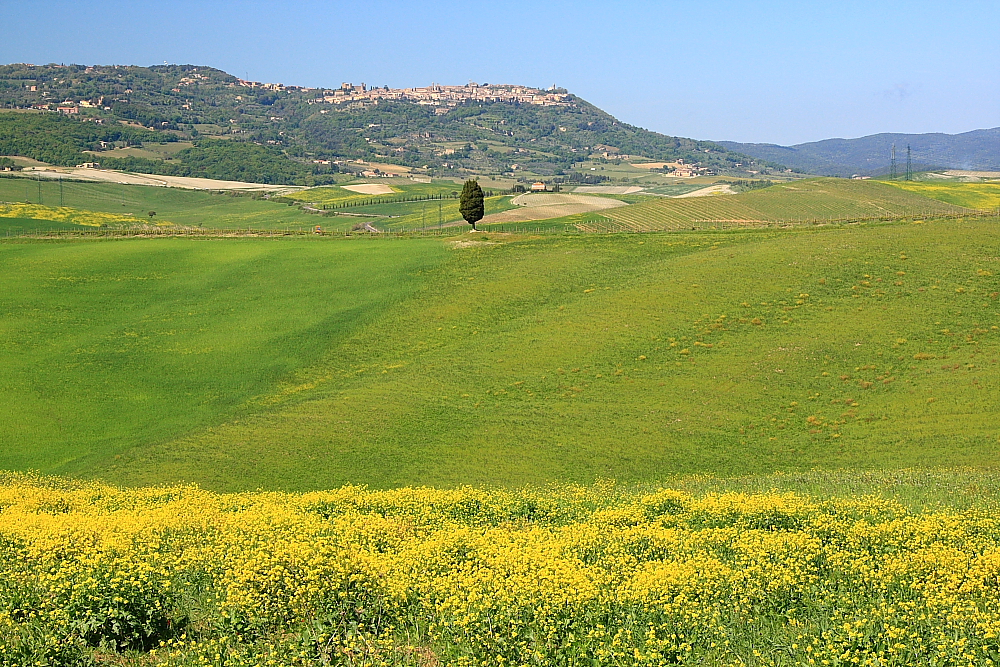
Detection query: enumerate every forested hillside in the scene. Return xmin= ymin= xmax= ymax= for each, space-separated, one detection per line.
xmin=0 ymin=63 xmax=771 ymax=183
xmin=0 ymin=112 xmax=163 ymax=164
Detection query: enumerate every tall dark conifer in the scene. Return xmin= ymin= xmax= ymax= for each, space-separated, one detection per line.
xmin=459 ymin=179 xmax=484 ymax=230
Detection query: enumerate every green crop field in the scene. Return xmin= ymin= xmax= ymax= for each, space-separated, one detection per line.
xmin=599 ymin=178 xmax=974 ymax=231
xmin=2 ymin=216 xmax=998 ymax=492
xmin=0 ymin=175 xmax=327 ymax=229
xmin=0 ymin=216 xmax=84 ymax=234
xmin=382 ymin=195 xmax=516 ymax=230
xmin=0 ymin=176 xmax=520 ymax=232
xmin=0 ymin=237 xmax=448 ymax=477
xmin=314 ymin=196 xmax=515 ymax=232
xmin=288 ymin=180 xmax=519 ymax=231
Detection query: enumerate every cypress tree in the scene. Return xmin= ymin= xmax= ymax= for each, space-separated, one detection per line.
xmin=459 ymin=179 xmax=484 ymax=231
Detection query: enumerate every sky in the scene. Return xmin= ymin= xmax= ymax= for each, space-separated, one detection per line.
xmin=2 ymin=0 xmax=997 ymax=145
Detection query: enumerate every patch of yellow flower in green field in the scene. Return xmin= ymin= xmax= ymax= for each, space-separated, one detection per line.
xmin=882 ymin=181 xmax=1000 ymax=210
xmin=0 ymin=203 xmax=170 ymax=227
xmin=3 ymin=472 xmax=1000 ymax=666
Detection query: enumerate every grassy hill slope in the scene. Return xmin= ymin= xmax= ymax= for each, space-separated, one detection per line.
xmin=0 ymin=176 xmax=336 ymax=229
xmin=596 ymin=178 xmax=973 ymax=231
xmin=2 ymin=218 xmax=998 ymax=491
xmin=0 ymin=238 xmax=448 ymax=474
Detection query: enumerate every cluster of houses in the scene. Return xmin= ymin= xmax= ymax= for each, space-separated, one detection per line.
xmin=29 ymin=97 xmax=108 ymax=115
xmin=599 ymin=149 xmax=709 ymax=178
xmin=233 ymin=78 xmax=310 ymax=93
xmin=310 ymin=82 xmax=573 ymax=112
xmin=666 ymin=159 xmax=705 ymax=178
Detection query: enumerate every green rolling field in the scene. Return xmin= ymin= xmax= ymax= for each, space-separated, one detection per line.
xmin=287 ymin=180 xmax=519 ymax=231
xmin=598 ymin=178 xmax=975 ymax=231
xmin=301 ymin=194 xmax=516 ymax=231
xmin=10 ymin=176 xmax=978 ymax=238
xmin=0 ymin=237 xmax=448 ymax=476
xmin=3 ymin=178 xmax=1000 ymax=667
xmin=0 ymin=175 xmax=333 ymax=230
xmin=1 ymin=213 xmax=998 ymax=491
xmin=287 ymin=179 xmax=465 ymax=205
xmin=0 ymin=175 xmax=517 ymax=232
xmin=0 ymin=216 xmax=87 ymax=234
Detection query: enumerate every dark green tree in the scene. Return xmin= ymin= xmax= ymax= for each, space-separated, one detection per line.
xmin=459 ymin=179 xmax=484 ymax=230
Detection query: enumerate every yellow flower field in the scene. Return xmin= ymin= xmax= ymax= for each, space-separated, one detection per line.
xmin=882 ymin=181 xmax=1000 ymax=210
xmin=0 ymin=203 xmax=170 ymax=227
xmin=2 ymin=472 xmax=1000 ymax=666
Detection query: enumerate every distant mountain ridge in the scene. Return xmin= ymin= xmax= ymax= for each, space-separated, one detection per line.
xmin=719 ymin=128 xmax=1000 ymax=177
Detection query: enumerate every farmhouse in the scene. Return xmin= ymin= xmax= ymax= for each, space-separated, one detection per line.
xmin=662 ymin=159 xmax=705 ymax=178
xmin=57 ymin=105 xmax=78 ymax=115
xmin=531 ymin=182 xmax=547 ymax=191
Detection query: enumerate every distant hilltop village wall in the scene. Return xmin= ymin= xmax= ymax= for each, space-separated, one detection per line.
xmin=231 ymin=79 xmax=573 ymax=112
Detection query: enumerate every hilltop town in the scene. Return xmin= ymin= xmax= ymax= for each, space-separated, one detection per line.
xmin=26 ymin=79 xmax=572 ymax=117
xmin=228 ymin=75 xmax=573 ymax=111
xmin=305 ymin=82 xmax=572 ymax=111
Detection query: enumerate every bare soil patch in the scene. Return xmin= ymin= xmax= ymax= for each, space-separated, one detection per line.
xmin=342 ymin=183 xmax=396 ymax=195
xmin=509 ymin=193 xmax=628 ymax=208
xmin=572 ymin=186 xmax=645 ymax=194
xmin=22 ymin=167 xmax=301 ymax=192
xmin=944 ymin=170 xmax=1000 ymax=179
xmin=448 ymin=239 xmax=498 ymax=248
xmin=673 ymin=184 xmax=736 ymax=198
xmin=481 ymin=193 xmax=627 ymax=224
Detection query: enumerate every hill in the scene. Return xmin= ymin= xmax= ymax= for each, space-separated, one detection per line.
xmin=593 ymin=178 xmax=973 ymax=231
xmin=2 ymin=217 xmax=999 ymax=491
xmin=719 ymin=127 xmax=1000 ymax=176
xmin=0 ymin=63 xmax=771 ymax=184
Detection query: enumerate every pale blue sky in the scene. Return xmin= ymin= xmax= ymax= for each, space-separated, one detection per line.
xmin=4 ymin=0 xmax=997 ymax=145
